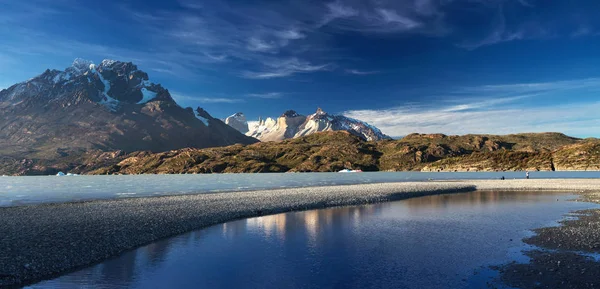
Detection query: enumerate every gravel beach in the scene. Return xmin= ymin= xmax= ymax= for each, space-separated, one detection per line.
xmin=2 ymin=179 xmax=600 ymax=287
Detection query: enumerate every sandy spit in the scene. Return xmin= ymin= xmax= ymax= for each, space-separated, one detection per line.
xmin=0 ymin=182 xmax=473 ymax=287
xmin=2 ymin=178 xmax=600 ymax=287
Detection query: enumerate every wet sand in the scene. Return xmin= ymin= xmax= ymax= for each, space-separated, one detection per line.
xmin=494 ymin=190 xmax=600 ymax=289
xmin=2 ymin=179 xmax=600 ymax=287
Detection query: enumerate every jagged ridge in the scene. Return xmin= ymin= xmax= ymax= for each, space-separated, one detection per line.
xmin=246 ymin=108 xmax=391 ymax=142
xmin=0 ymin=58 xmax=257 ymax=175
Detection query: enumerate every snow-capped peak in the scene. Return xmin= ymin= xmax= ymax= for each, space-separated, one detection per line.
xmin=245 ymin=108 xmax=391 ymax=141
xmin=66 ymin=58 xmax=94 ymax=76
xmin=229 ymin=112 xmax=245 ymax=119
xmin=281 ymin=110 xmax=300 ymax=118
xmin=100 ymin=59 xmax=117 ymax=67
xmin=225 ymin=112 xmax=249 ymax=133
xmin=1 ymin=58 xmax=175 ymax=112
xmin=72 ymin=58 xmax=94 ymax=70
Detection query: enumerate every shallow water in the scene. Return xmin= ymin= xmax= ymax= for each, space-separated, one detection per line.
xmin=33 ymin=191 xmax=600 ymax=289
xmin=2 ymin=171 xmax=600 ymax=206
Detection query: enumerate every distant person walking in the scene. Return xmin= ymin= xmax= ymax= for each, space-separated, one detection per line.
xmin=526 ymin=171 xmax=530 ymax=179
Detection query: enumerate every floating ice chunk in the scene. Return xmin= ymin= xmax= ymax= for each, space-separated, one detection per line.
xmin=56 ymin=172 xmax=65 ymax=176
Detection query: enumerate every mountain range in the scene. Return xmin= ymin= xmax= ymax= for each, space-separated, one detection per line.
xmin=0 ymin=58 xmax=256 ymax=175
xmin=2 ymin=59 xmax=599 ymax=176
xmin=226 ymin=108 xmax=391 ymax=142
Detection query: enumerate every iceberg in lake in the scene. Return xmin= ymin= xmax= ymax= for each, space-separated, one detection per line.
xmin=56 ymin=172 xmax=66 ymax=176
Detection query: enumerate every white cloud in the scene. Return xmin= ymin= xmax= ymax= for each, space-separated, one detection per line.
xmin=246 ymin=38 xmax=277 ymax=53
xmin=246 ymin=92 xmax=283 ymax=99
xmin=441 ymin=94 xmax=536 ymax=112
xmin=376 ymin=9 xmax=421 ymax=29
xmin=325 ymin=1 xmax=359 ymax=22
xmin=242 ymin=58 xmax=331 ymax=79
xmin=344 ymin=102 xmax=600 ymax=138
xmin=467 ymin=78 xmax=600 ymax=94
xmin=343 ymin=78 xmax=600 ymax=137
xmin=171 ymin=93 xmax=242 ymax=103
xmin=276 ymin=29 xmax=306 ymax=40
xmin=346 ymin=69 xmax=380 ymax=75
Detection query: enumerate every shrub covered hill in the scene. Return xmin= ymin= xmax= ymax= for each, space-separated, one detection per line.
xmin=84 ymin=131 xmax=600 ymax=175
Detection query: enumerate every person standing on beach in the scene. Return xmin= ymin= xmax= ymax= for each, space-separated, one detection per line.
xmin=526 ymin=171 xmax=530 ymax=179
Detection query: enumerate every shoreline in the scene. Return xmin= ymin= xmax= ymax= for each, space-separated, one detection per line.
xmin=494 ymin=189 xmax=600 ymax=288
xmin=2 ymin=179 xmax=600 ymax=287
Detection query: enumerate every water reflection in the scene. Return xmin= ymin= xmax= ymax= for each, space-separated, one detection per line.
xmin=34 ymin=191 xmax=600 ymax=289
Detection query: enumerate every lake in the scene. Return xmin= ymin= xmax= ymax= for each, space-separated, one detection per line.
xmin=2 ymin=171 xmax=600 ymax=207
xmin=31 ymin=190 xmax=599 ymax=289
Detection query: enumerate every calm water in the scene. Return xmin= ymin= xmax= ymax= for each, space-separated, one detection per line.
xmin=33 ymin=191 xmax=599 ymax=289
xmin=2 ymin=171 xmax=600 ymax=207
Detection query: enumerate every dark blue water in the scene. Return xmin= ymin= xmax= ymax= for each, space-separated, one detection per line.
xmin=32 ymin=191 xmax=600 ymax=289
xmin=2 ymin=171 xmax=600 ymax=206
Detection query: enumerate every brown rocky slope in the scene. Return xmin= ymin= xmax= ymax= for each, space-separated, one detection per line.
xmin=0 ymin=59 xmax=257 ymax=175
xmin=80 ymin=131 xmax=599 ymax=175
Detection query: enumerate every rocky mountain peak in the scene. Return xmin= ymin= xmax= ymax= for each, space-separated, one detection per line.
xmin=281 ymin=110 xmax=301 ymax=118
xmin=225 ymin=112 xmax=249 ymax=133
xmin=0 ymin=58 xmax=174 ymax=111
xmin=0 ymin=60 xmax=258 ymax=174
xmin=196 ymin=107 xmax=213 ymax=119
xmin=68 ymin=58 xmax=95 ymax=75
xmin=244 ymin=108 xmax=391 ymax=142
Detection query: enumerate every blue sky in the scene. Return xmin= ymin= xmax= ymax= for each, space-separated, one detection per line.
xmin=2 ymin=0 xmax=600 ymax=137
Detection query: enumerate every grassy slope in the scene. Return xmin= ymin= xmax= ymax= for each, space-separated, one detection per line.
xmin=83 ymin=131 xmax=597 ymax=175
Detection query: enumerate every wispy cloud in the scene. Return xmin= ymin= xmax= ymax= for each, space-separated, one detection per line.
xmin=376 ymin=8 xmax=421 ymax=29
xmin=441 ymin=94 xmax=536 ymax=112
xmin=1 ymin=0 xmax=598 ymax=87
xmin=171 ymin=93 xmax=242 ymax=103
xmin=344 ymin=101 xmax=600 ymax=137
xmin=345 ymin=69 xmax=380 ymax=75
xmin=242 ymin=58 xmax=332 ymax=79
xmin=323 ymin=1 xmax=359 ymax=25
xmin=246 ymin=92 xmax=284 ymax=99
xmin=246 ymin=38 xmax=278 ymax=53
xmin=465 ymin=78 xmax=600 ymax=94
xmin=321 ymin=1 xmax=425 ymax=33
xmin=344 ymin=78 xmax=600 ymax=137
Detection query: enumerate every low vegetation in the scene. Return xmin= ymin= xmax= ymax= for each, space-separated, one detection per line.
xmin=2 ymin=131 xmax=598 ymax=175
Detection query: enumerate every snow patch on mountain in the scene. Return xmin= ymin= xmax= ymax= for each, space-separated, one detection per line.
xmin=101 ymin=59 xmax=117 ymax=67
xmin=137 ymin=87 xmax=157 ymax=104
xmin=97 ymin=72 xmax=119 ymax=111
xmin=225 ymin=112 xmax=249 ymax=133
xmin=68 ymin=58 xmax=94 ymax=75
xmin=197 ymin=115 xmax=209 ymax=126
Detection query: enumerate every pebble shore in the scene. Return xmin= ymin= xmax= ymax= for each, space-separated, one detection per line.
xmin=1 ymin=179 xmax=600 ymax=287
